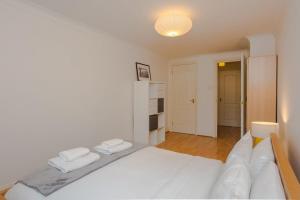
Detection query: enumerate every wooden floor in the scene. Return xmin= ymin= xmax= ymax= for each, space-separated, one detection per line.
xmin=157 ymin=126 xmax=240 ymax=162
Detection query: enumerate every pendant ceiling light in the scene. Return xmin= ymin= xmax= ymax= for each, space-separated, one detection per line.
xmin=155 ymin=14 xmax=192 ymax=37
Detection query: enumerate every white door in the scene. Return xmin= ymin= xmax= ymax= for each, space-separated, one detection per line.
xmin=171 ymin=64 xmax=197 ymax=134
xmin=218 ymin=70 xmax=241 ymax=127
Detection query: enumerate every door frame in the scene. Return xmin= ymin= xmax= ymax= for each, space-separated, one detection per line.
xmin=215 ymin=54 xmax=246 ymax=138
xmin=169 ymin=63 xmax=198 ymax=135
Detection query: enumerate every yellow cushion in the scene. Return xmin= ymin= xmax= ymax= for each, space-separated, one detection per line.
xmin=254 ymin=137 xmax=264 ymax=146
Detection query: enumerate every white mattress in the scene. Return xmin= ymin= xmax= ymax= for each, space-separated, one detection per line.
xmin=6 ymin=147 xmax=223 ymax=200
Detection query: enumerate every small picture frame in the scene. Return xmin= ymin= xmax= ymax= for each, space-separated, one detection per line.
xmin=136 ymin=62 xmax=151 ymax=81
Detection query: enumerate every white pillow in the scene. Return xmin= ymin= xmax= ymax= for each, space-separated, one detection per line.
xmin=250 ymin=137 xmax=274 ymax=179
xmin=250 ymin=161 xmax=286 ymax=199
xmin=210 ymin=158 xmax=251 ymax=199
xmin=227 ymin=131 xmax=253 ymax=164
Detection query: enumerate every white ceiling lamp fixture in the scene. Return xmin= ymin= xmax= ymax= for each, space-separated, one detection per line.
xmin=155 ymin=14 xmax=192 ymax=37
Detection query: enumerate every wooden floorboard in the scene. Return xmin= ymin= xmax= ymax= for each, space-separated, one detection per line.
xmin=157 ymin=126 xmax=240 ymax=162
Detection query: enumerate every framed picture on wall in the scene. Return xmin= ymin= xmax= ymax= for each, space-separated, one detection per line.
xmin=136 ymin=62 xmax=151 ymax=81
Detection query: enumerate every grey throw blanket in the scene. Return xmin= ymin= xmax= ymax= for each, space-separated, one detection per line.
xmin=19 ymin=143 xmax=147 ymax=196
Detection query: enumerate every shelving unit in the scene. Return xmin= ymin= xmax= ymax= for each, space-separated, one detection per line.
xmin=134 ymin=81 xmax=167 ymax=145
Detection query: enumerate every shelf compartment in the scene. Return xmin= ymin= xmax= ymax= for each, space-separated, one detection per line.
xmin=149 ymin=84 xmax=165 ymax=99
xmin=158 ymin=98 xmax=164 ymax=113
xmin=149 ymin=99 xmax=158 ymax=115
xmin=149 ymin=114 xmax=158 ymax=131
xmin=149 ymin=130 xmax=158 ymax=145
xmin=157 ymin=128 xmax=165 ymax=144
xmin=158 ymin=113 xmax=165 ymax=129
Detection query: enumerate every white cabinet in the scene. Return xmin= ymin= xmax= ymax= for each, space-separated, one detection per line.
xmin=134 ymin=81 xmax=167 ymax=145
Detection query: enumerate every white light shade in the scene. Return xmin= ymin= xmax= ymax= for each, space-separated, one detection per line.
xmin=251 ymin=122 xmax=279 ymax=138
xmin=155 ymin=14 xmax=192 ymax=37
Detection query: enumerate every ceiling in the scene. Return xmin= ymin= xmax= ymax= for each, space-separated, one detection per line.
xmin=23 ymin=0 xmax=287 ymax=58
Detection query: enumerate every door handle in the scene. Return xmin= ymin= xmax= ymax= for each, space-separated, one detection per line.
xmin=190 ymin=98 xmax=195 ymax=104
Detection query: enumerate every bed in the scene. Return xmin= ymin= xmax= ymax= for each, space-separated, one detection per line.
xmin=1 ymin=134 xmax=300 ymax=199
xmin=4 ymin=147 xmax=222 ymax=200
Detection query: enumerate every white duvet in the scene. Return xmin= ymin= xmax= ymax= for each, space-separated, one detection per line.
xmin=6 ymin=147 xmax=222 ymax=200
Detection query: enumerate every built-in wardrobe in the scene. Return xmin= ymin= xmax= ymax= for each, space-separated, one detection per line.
xmin=246 ymin=55 xmax=277 ymax=130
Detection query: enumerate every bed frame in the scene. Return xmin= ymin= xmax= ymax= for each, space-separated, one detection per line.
xmin=271 ymin=134 xmax=300 ymax=199
xmin=0 ymin=134 xmax=299 ymax=199
xmin=0 ymin=188 xmax=9 ymax=200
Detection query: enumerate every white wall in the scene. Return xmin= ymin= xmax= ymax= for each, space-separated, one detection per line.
xmin=0 ymin=0 xmax=168 ymax=187
xmin=168 ymin=50 xmax=248 ymax=137
xmin=276 ymin=0 xmax=300 ymax=180
xmin=248 ymin=34 xmax=276 ymax=57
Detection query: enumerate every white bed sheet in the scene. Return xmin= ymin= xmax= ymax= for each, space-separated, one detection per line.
xmin=6 ymin=147 xmax=222 ymax=200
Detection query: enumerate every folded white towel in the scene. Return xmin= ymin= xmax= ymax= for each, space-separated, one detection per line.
xmin=59 ymin=147 xmax=90 ymax=162
xmin=95 ymin=141 xmax=132 ymax=155
xmin=49 ymin=152 xmax=100 ymax=173
xmin=102 ymin=138 xmax=124 ymax=147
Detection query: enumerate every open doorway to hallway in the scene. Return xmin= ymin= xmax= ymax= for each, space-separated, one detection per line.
xmin=217 ymin=61 xmax=243 ymax=138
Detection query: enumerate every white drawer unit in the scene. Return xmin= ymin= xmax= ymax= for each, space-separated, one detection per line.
xmin=134 ymin=81 xmax=167 ymax=145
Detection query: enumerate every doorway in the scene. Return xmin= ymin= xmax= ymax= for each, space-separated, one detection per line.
xmin=217 ymin=60 xmax=246 ymax=138
xmin=218 ymin=61 xmax=241 ymax=127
